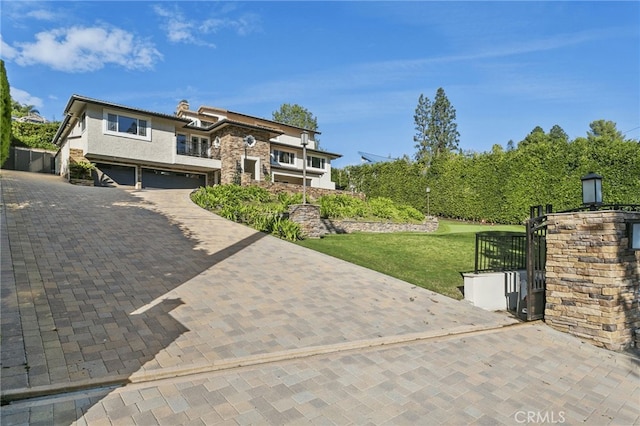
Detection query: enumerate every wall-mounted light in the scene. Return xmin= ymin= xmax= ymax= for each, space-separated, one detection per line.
xmin=581 ymin=172 xmax=603 ymax=207
xmin=244 ymin=135 xmax=256 ymax=148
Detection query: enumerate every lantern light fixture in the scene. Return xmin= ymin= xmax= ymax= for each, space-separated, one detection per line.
xmin=581 ymin=172 xmax=603 ymax=207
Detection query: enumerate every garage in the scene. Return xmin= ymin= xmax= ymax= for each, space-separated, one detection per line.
xmin=141 ymin=168 xmax=206 ymax=189
xmin=95 ymin=163 xmax=136 ymax=186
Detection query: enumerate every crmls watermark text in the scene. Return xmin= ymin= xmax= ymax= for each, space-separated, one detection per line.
xmin=514 ymin=411 xmax=566 ymax=424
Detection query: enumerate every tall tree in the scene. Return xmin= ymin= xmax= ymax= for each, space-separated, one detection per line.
xmin=413 ymin=94 xmax=431 ymax=164
xmin=519 ymin=126 xmax=546 ymax=147
xmin=587 ymin=120 xmax=624 ymax=141
xmin=413 ymin=88 xmax=459 ymax=164
xmin=1 ymin=60 xmax=11 ymax=166
xmin=272 ymin=103 xmax=319 ymax=146
xmin=272 ymin=103 xmax=318 ymax=132
xmin=430 ymin=88 xmax=460 ymax=156
xmin=549 ymin=124 xmax=569 ymax=144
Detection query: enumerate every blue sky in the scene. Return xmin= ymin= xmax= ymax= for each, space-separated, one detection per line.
xmin=2 ymin=1 xmax=638 ymax=167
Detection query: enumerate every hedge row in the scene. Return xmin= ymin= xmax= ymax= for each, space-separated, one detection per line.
xmin=334 ymin=125 xmax=640 ymax=224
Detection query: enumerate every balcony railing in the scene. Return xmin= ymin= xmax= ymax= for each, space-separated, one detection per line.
xmin=177 ymin=148 xmax=213 ymax=159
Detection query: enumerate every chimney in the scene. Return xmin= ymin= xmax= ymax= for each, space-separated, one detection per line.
xmin=176 ymin=100 xmax=190 ymax=114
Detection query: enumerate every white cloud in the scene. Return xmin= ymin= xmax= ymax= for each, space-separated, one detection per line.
xmin=153 ymin=5 xmax=205 ymax=46
xmin=6 ymin=26 xmax=162 ymax=73
xmin=1 ymin=36 xmax=18 ymax=60
xmin=26 ymin=9 xmax=58 ymax=21
xmin=201 ymin=14 xmax=260 ymax=37
xmin=153 ymin=4 xmax=260 ymax=47
xmin=10 ymin=88 xmax=43 ymax=109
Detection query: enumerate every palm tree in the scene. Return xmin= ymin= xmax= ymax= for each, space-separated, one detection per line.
xmin=11 ymin=99 xmax=39 ymax=117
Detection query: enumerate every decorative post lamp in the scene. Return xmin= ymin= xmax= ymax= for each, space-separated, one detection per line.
xmin=301 ymin=131 xmax=309 ymax=204
xmin=426 ymin=186 xmax=431 ymax=217
xmin=581 ymin=172 xmax=603 ymax=209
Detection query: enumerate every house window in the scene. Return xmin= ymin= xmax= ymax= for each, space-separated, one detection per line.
xmin=177 ymin=134 xmax=210 ymax=158
xmin=272 ymin=150 xmax=295 ymax=165
xmin=191 ymin=136 xmax=200 ymax=155
xmin=307 ymin=156 xmax=326 ymax=169
xmin=201 ymin=139 xmax=209 ymax=157
xmin=104 ymin=111 xmax=150 ymax=140
xmin=80 ymin=112 xmax=86 ymax=131
xmin=177 ymin=134 xmax=187 ymax=155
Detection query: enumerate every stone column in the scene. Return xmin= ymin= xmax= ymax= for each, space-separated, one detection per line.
xmin=288 ymin=204 xmax=325 ymax=238
xmin=544 ymin=211 xmax=640 ymax=350
xmin=217 ymin=127 xmax=270 ymax=186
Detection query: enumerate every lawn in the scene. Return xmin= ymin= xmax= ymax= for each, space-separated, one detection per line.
xmin=296 ymin=219 xmax=524 ymax=300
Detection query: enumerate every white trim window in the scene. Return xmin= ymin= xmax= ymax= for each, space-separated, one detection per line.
xmin=272 ymin=149 xmax=295 ymax=165
xmin=307 ymin=156 xmax=326 ymax=170
xmin=103 ymin=110 xmax=150 ymax=141
xmin=177 ymin=134 xmax=187 ymax=155
xmin=177 ymin=134 xmax=210 ymax=158
xmin=79 ymin=112 xmax=86 ymax=132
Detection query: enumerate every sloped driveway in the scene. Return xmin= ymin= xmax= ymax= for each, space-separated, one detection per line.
xmin=1 ymin=170 xmax=637 ymax=425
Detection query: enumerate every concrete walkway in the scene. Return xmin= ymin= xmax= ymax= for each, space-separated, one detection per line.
xmin=1 ymin=170 xmax=638 ymax=425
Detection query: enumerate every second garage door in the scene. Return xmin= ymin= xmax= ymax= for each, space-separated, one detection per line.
xmin=142 ymin=169 xmax=206 ymax=189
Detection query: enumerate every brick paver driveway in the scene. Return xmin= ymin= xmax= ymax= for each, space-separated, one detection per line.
xmin=1 ymin=170 xmax=638 ymax=425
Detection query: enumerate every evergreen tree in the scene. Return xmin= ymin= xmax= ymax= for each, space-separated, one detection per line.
xmin=413 ymin=88 xmax=459 ymax=164
xmin=413 ymin=93 xmax=431 ymax=163
xmin=1 ymin=60 xmax=11 ymax=166
xmin=587 ymin=119 xmax=624 ymax=141
xmin=430 ymin=88 xmax=460 ymax=156
xmin=549 ymin=124 xmax=569 ymax=143
xmin=519 ymin=126 xmax=546 ymax=147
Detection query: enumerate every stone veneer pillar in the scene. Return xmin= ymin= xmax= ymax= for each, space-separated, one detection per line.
xmin=544 ymin=210 xmax=640 ymax=350
xmin=217 ymin=127 xmax=271 ymax=185
xmin=288 ymin=204 xmax=324 ymax=238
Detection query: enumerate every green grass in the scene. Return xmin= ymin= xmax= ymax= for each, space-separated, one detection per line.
xmin=296 ymin=219 xmax=524 ymax=300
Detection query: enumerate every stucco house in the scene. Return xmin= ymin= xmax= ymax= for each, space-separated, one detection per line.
xmin=52 ymin=95 xmax=341 ymax=189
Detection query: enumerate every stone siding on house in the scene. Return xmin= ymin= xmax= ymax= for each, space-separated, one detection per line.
xmin=217 ymin=127 xmax=271 ymax=185
xmin=544 ymin=210 xmax=640 ymax=350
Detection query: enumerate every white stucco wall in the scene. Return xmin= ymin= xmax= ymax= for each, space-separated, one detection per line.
xmin=273 ymin=133 xmax=318 ymax=150
xmin=83 ymin=105 xmax=177 ymax=164
xmin=56 ymin=140 xmax=70 ymax=176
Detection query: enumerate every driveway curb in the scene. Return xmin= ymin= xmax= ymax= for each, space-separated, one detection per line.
xmin=1 ymin=321 xmax=533 ymax=405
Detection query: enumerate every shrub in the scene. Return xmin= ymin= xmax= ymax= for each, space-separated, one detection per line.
xmin=368 ymin=197 xmax=397 ymax=220
xmin=69 ymin=161 xmax=95 ymax=180
xmin=319 ymin=194 xmax=367 ymax=219
xmin=191 ymin=185 xmax=302 ymax=241
xmin=277 ymin=191 xmax=303 ymax=207
xmin=192 ymin=184 xmax=425 ymax=240
xmin=272 ymin=218 xmax=302 ymax=241
xmin=396 ymin=204 xmax=426 ymax=222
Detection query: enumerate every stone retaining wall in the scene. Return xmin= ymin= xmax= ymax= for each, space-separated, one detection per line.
xmin=321 ymin=219 xmax=438 ymax=234
xmin=288 ymin=204 xmax=438 ymax=238
xmin=544 ymin=210 xmax=640 ymax=350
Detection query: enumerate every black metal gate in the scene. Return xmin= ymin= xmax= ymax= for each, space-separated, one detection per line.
xmin=522 ymin=205 xmax=550 ymax=321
